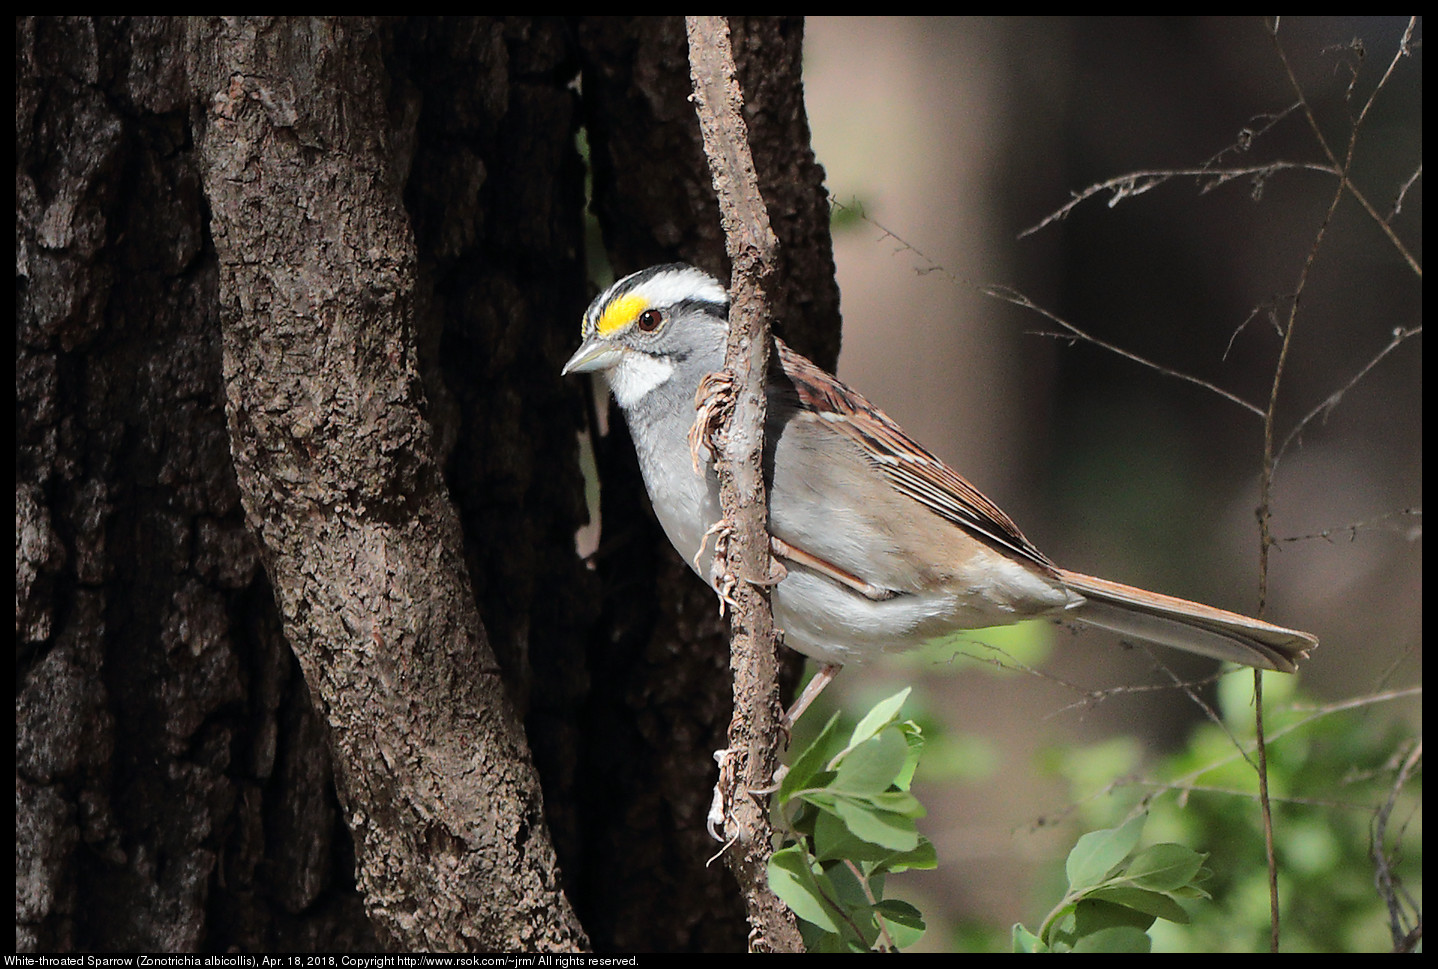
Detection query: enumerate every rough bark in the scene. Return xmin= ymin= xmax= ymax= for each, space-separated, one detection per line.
xmin=184 ymin=16 xmax=586 ymax=951
xmin=17 ymin=16 xmax=376 ymax=951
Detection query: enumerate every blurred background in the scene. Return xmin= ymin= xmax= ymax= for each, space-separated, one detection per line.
xmin=797 ymin=16 xmax=1421 ymax=950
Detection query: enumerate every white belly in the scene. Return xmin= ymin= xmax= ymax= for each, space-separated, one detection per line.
xmin=770 ymin=556 xmax=1076 ymax=666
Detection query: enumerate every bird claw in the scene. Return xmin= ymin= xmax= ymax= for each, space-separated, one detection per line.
xmin=689 ymin=369 xmax=735 ymax=474
xmin=708 ymin=749 xmax=791 ymax=853
xmin=707 ymin=747 xmax=736 ymax=842
xmin=690 ymin=374 xmax=745 ymax=616
xmin=694 ymin=519 xmax=741 ymax=616
xmin=688 ymin=370 xmax=786 ymax=611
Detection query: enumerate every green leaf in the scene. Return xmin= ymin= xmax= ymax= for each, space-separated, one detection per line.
xmin=1065 ymin=813 xmax=1146 ymax=889
xmin=822 ymin=856 xmax=873 ymax=910
xmin=1125 ymin=842 xmax=1208 ymax=892
xmin=873 ymin=897 xmax=925 ymax=930
xmin=822 ymin=862 xmax=879 ymax=950
xmin=1071 ymin=926 xmax=1153 ymax=953
xmin=894 ymin=721 xmax=924 ymax=790
xmin=830 ymin=797 xmax=920 ymax=852
xmin=768 ymin=846 xmax=840 ymax=933
xmin=798 ymin=920 xmax=841 ymax=954
xmin=798 ymin=788 xmax=839 ymax=814
xmin=813 ymin=809 xmax=893 ymax=863
xmin=856 ymin=789 xmax=925 ymax=817
xmin=769 ymin=687 xmax=937 ymax=953
xmin=831 ymin=726 xmax=908 ymax=794
xmin=1012 ymin=923 xmax=1048 ymax=953
xmin=1074 ymin=896 xmax=1158 ymax=935
xmin=1043 ymin=907 xmax=1079 ymax=950
xmin=1169 ymin=882 xmax=1214 ymax=901
xmin=883 ymin=836 xmax=938 ymax=873
xmin=1086 ymin=886 xmax=1191 ymax=924
xmin=779 ymin=713 xmax=844 ymax=802
xmin=873 ymin=898 xmax=927 ymax=949
xmin=843 ymin=688 xmax=912 ymax=754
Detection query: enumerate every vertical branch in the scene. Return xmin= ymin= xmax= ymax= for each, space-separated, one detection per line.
xmin=685 ymin=15 xmax=801 ymax=953
xmin=1251 ymin=671 xmax=1280 ymax=951
xmin=1253 ymin=18 xmax=1368 ymax=951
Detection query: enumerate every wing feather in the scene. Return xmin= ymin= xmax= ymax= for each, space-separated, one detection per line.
xmin=774 ymin=339 xmax=1057 ymax=575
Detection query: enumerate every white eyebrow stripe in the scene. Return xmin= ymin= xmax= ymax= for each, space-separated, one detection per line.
xmin=624 ymin=267 xmax=727 ymax=310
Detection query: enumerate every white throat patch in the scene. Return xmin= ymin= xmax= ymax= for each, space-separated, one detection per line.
xmin=608 ymin=352 xmax=676 ymax=409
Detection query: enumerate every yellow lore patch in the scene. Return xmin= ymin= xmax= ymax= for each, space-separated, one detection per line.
xmin=596 ymin=293 xmax=648 ymax=337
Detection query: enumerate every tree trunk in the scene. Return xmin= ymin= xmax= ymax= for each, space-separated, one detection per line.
xmin=17 ymin=16 xmax=378 ymax=951
xmin=16 ymin=14 xmax=839 ymax=953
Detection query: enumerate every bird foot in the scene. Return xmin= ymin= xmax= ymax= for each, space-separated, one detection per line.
xmin=706 ymin=747 xmax=737 ymax=842
xmin=689 ymin=369 xmax=735 ymax=473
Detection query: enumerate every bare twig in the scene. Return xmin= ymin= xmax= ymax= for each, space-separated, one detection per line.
xmin=1174 ymin=686 xmax=1423 ymax=792
xmin=829 ymin=197 xmax=969 ymax=288
xmin=1252 ymin=670 xmax=1281 ymax=952
xmin=1278 ymin=506 xmax=1422 ymax=545
xmin=1269 ymin=16 xmax=1421 ymax=276
xmin=1019 ymin=17 xmax=1421 ymax=280
xmin=1020 ymin=161 xmax=1335 ymax=238
xmin=1390 ymin=164 xmax=1422 ymax=220
xmin=1372 ymin=740 xmax=1422 ymax=950
xmin=940 ymin=634 xmax=1271 ymax=726
xmin=1151 ymin=650 xmax=1263 ymax=774
xmin=1222 ymin=297 xmax=1288 ymax=362
xmin=1199 ymin=101 xmax=1305 ymax=168
xmin=983 ymin=286 xmax=1266 ymax=417
xmin=1251 ymin=33 xmax=1316 ymax=955
xmin=1275 ymin=325 xmax=1422 ymax=468
xmin=685 ymin=15 xmax=800 ymax=953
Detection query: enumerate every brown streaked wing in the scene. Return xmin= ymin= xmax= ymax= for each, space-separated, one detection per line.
xmin=774 ymin=339 xmax=1057 ymax=574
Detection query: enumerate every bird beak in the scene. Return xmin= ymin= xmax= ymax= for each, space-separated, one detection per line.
xmin=562 ymin=336 xmax=623 ymax=376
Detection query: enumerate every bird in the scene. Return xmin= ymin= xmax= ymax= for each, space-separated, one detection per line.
xmin=563 ymin=263 xmax=1316 ymax=723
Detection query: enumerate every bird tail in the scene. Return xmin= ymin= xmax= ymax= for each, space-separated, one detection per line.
xmin=1057 ymin=569 xmax=1316 ymax=673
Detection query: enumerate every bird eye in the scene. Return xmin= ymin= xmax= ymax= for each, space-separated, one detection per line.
xmin=637 ymin=308 xmax=664 ymax=332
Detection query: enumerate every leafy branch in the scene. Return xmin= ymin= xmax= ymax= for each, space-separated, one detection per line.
xmin=768 ymin=689 xmax=935 ymax=952
xmin=1014 ymin=813 xmax=1212 ymax=953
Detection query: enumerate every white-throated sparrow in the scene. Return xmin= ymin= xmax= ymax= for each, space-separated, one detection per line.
xmin=564 ymin=264 xmax=1315 ymax=719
